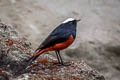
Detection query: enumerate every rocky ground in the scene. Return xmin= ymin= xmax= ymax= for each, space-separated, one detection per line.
xmin=0 ymin=0 xmax=120 ymax=80
xmin=0 ymin=22 xmax=105 ymax=80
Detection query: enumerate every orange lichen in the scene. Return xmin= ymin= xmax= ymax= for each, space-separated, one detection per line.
xmin=0 ymin=68 xmax=3 ymax=73
xmin=38 ymin=57 xmax=48 ymax=64
xmin=5 ymin=39 xmax=14 ymax=46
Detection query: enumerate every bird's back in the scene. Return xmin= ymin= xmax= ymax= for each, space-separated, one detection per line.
xmin=35 ymin=23 xmax=76 ymax=52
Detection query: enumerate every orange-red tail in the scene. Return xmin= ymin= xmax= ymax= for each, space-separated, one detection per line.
xmin=27 ymin=49 xmax=46 ymax=62
xmin=32 ymin=49 xmax=45 ymax=56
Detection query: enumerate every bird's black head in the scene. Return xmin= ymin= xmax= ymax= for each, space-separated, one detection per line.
xmin=62 ymin=18 xmax=81 ymax=26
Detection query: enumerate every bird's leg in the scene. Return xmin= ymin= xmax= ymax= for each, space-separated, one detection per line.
xmin=58 ymin=51 xmax=71 ymax=66
xmin=55 ymin=51 xmax=61 ymax=64
xmin=54 ymin=51 xmax=70 ymax=66
xmin=57 ymin=51 xmax=64 ymax=65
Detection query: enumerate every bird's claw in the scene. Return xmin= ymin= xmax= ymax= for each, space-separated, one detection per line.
xmin=53 ymin=62 xmax=71 ymax=66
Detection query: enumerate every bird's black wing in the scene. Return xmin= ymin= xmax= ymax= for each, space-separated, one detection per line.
xmin=35 ymin=24 xmax=71 ymax=52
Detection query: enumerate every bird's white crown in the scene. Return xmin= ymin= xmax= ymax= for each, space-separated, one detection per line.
xmin=62 ymin=18 xmax=75 ymax=23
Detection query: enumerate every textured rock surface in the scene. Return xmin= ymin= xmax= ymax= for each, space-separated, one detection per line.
xmin=0 ymin=22 xmax=32 ymax=77
xmin=0 ymin=23 xmax=105 ymax=80
xmin=0 ymin=0 xmax=120 ymax=80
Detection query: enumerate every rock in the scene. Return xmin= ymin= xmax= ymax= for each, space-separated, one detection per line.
xmin=0 ymin=22 xmax=105 ymax=80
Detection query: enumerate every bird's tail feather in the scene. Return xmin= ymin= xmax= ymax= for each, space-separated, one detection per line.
xmin=27 ymin=49 xmax=45 ymax=62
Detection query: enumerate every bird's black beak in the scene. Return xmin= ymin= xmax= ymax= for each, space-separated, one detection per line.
xmin=77 ymin=19 xmax=81 ymax=22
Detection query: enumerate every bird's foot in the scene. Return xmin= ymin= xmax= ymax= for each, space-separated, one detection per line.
xmin=53 ymin=62 xmax=71 ymax=66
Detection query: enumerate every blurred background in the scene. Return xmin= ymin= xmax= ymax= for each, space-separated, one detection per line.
xmin=0 ymin=0 xmax=120 ymax=80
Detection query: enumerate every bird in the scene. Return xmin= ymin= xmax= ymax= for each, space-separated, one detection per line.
xmin=28 ymin=18 xmax=80 ymax=65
